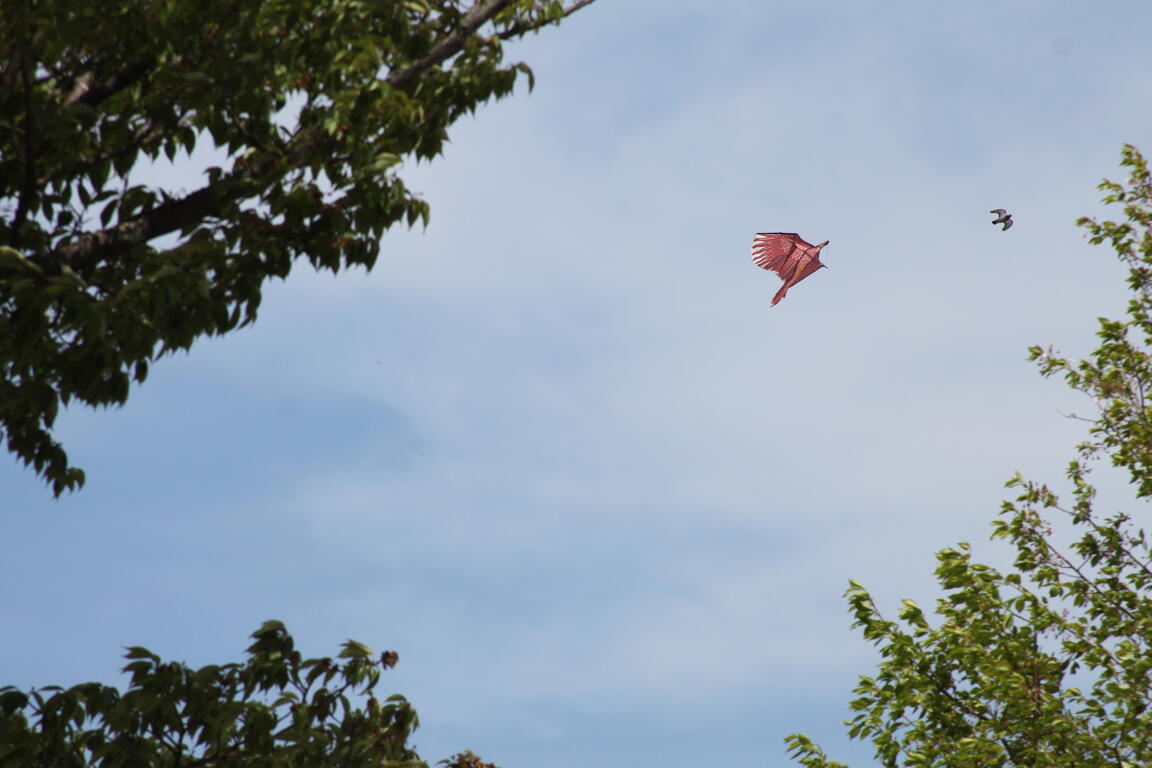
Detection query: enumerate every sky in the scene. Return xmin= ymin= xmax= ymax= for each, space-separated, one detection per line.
xmin=5 ymin=1 xmax=1152 ymax=766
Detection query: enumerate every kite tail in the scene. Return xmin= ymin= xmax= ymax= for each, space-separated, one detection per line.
xmin=771 ymin=284 xmax=789 ymax=306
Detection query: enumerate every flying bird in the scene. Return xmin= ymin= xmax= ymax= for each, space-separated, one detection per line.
xmin=990 ymin=209 xmax=1013 ymax=230
xmin=750 ymin=232 xmax=829 ymax=306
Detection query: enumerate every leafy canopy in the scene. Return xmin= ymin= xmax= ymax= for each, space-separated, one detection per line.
xmin=0 ymin=620 xmax=496 ymax=768
xmin=0 ymin=0 xmax=596 ymax=496
xmin=787 ymin=144 xmax=1152 ymax=768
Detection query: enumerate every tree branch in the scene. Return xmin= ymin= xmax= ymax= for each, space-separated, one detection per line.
xmin=63 ymin=58 xmax=155 ymax=109
xmin=496 ymin=0 xmax=600 ymax=40
xmin=10 ymin=51 xmax=36 ymax=248
xmin=386 ymin=0 xmax=519 ymax=89
xmin=0 ymin=41 xmax=20 ymax=99
xmin=48 ymin=183 xmax=224 ymax=272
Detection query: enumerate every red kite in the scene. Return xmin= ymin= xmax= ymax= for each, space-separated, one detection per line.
xmin=750 ymin=232 xmax=829 ymax=306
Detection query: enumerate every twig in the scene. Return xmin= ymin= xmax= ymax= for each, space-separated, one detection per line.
xmin=497 ymin=0 xmax=600 ymax=40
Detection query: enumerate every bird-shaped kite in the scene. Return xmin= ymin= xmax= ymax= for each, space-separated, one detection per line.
xmin=750 ymin=232 xmax=829 ymax=306
xmin=990 ymin=209 xmax=1013 ymax=230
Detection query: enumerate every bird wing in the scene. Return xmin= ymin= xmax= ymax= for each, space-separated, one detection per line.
xmin=990 ymin=209 xmax=1006 ymax=215
xmin=751 ymin=233 xmax=815 ymax=278
xmin=753 ymin=233 xmax=826 ymax=305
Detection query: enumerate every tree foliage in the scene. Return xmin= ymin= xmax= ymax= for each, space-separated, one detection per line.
xmin=786 ymin=144 xmax=1152 ymax=768
xmin=0 ymin=0 xmax=597 ymax=495
xmin=0 ymin=620 xmax=496 ymax=768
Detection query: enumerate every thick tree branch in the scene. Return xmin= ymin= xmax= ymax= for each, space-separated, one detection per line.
xmin=63 ymin=58 xmax=155 ymax=109
xmin=48 ymin=184 xmax=224 ymax=272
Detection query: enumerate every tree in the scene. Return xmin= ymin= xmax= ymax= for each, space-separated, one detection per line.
xmin=0 ymin=0 xmax=598 ymax=496
xmin=786 ymin=144 xmax=1152 ymax=768
xmin=0 ymin=620 xmax=497 ymax=768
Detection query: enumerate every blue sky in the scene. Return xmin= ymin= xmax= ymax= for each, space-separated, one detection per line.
xmin=5 ymin=1 xmax=1152 ymax=766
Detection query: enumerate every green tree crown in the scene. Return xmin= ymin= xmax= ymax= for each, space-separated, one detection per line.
xmin=787 ymin=144 xmax=1152 ymax=768
xmin=1 ymin=0 xmax=596 ymax=495
xmin=0 ymin=620 xmax=500 ymax=768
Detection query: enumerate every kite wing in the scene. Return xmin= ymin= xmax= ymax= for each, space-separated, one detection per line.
xmin=750 ymin=232 xmax=828 ymax=306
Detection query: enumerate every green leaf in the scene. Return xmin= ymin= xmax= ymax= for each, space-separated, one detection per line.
xmin=181 ymin=71 xmax=213 ymax=85
xmin=123 ymin=646 xmax=159 ymax=661
xmin=0 ymin=246 xmax=44 ymax=276
xmin=339 ymin=640 xmax=374 ymax=659
xmin=373 ymin=153 xmax=401 ymax=172
xmin=0 ymin=689 xmax=29 ymax=713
